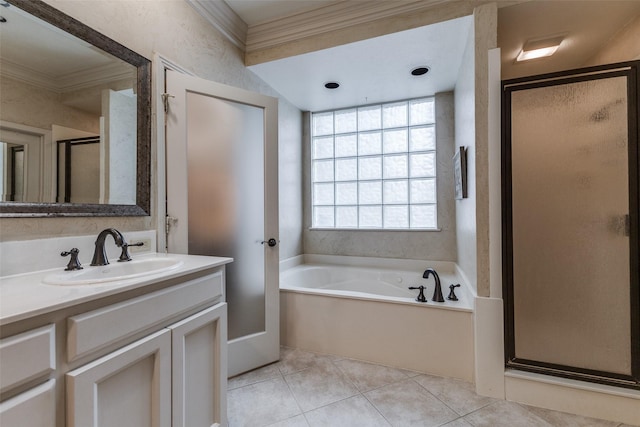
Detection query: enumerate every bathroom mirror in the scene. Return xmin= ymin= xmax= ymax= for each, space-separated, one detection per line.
xmin=0 ymin=0 xmax=151 ymax=216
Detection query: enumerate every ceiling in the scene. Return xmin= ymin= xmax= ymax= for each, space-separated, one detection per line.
xmin=224 ymin=0 xmax=640 ymax=112
xmin=0 ymin=2 xmax=135 ymax=95
xmin=499 ymin=1 xmax=640 ymax=80
xmin=248 ymin=15 xmax=472 ymax=112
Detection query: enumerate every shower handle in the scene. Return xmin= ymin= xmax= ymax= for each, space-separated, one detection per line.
xmin=261 ymin=238 xmax=278 ymax=247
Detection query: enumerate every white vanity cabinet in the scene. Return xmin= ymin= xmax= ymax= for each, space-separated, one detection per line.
xmin=0 ymin=256 xmax=230 ymax=427
xmin=0 ymin=325 xmax=56 ymax=427
xmin=66 ymin=271 xmax=228 ymax=427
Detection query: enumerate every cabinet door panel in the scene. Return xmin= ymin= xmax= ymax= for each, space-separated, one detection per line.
xmin=66 ymin=329 xmax=171 ymax=427
xmin=0 ymin=379 xmax=55 ymax=427
xmin=170 ymin=303 xmax=227 ymax=427
xmin=0 ymin=324 xmax=55 ymax=393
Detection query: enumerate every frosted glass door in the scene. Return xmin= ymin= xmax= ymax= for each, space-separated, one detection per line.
xmin=186 ymin=93 xmax=265 ymax=339
xmin=509 ymin=74 xmax=632 ymax=375
xmin=166 ymin=70 xmax=279 ymax=377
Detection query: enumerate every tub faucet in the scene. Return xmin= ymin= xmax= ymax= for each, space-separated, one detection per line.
xmin=91 ymin=228 xmax=125 ymax=266
xmin=423 ymin=268 xmax=445 ymax=302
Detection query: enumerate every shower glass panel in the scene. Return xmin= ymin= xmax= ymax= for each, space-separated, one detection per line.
xmin=510 ymin=74 xmax=632 ymax=376
xmin=186 ymin=93 xmax=265 ymax=340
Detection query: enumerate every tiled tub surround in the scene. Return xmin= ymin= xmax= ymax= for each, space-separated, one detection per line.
xmin=228 ymin=346 xmax=635 ymax=427
xmin=280 ymin=255 xmax=475 ymax=381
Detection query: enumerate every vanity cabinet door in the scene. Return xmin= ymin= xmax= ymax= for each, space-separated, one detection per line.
xmin=169 ymin=302 xmax=227 ymax=427
xmin=66 ymin=329 xmax=171 ymax=427
xmin=0 ymin=379 xmax=56 ymax=427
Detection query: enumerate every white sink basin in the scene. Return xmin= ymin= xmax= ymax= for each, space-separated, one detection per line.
xmin=43 ymin=258 xmax=183 ymax=286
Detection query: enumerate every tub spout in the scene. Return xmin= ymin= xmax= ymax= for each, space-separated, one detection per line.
xmin=423 ymin=268 xmax=445 ymax=302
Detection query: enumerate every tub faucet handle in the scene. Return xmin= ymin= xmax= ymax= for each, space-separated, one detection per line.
xmin=408 ymin=285 xmax=427 ymax=303
xmin=447 ymin=284 xmax=461 ymax=301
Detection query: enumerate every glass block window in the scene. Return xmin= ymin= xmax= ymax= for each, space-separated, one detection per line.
xmin=311 ymin=98 xmax=437 ymax=229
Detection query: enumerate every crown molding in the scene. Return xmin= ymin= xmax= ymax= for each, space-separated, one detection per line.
xmin=1 ymin=59 xmax=135 ymax=93
xmin=245 ymin=0 xmax=450 ymax=53
xmin=186 ymin=0 xmax=248 ymax=50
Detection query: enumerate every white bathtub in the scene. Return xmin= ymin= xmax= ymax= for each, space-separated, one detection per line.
xmin=279 ymin=255 xmax=476 ymax=381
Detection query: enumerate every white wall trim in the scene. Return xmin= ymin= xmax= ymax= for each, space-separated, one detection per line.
xmin=152 ymin=53 xmax=195 ymax=253
xmin=246 ymin=0 xmax=449 ymax=53
xmin=505 ymin=370 xmax=640 ymax=425
xmin=186 ymin=0 xmax=247 ymax=51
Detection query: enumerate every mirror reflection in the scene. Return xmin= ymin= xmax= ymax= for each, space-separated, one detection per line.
xmin=0 ymin=1 xmax=137 ymax=205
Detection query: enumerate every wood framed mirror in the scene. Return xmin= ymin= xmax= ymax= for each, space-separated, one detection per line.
xmin=0 ymin=0 xmax=151 ymax=217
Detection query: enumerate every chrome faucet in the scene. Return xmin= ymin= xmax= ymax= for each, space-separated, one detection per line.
xmin=90 ymin=228 xmax=125 ymax=266
xmin=423 ymin=268 xmax=445 ymax=302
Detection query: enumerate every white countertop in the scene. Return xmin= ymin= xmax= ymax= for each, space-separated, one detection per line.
xmin=0 ymin=253 xmax=232 ymax=325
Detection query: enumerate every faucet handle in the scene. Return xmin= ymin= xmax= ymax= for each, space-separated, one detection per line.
xmin=118 ymin=241 xmax=144 ymax=262
xmin=61 ymin=248 xmax=83 ymax=271
xmin=408 ymin=285 xmax=427 ymax=303
xmin=447 ymin=284 xmax=461 ymax=301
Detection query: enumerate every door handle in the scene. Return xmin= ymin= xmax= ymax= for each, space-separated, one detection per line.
xmin=261 ymin=238 xmax=277 ymax=247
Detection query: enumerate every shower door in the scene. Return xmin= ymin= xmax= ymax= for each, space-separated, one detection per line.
xmin=165 ymin=70 xmax=279 ymax=377
xmin=503 ymin=62 xmax=639 ymax=388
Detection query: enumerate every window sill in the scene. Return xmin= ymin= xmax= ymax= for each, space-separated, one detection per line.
xmin=308 ymin=228 xmax=441 ymax=232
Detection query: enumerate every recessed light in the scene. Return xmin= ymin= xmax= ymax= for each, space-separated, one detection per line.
xmin=324 ymin=82 xmax=340 ymax=89
xmin=411 ymin=66 xmax=430 ymax=76
xmin=516 ymin=36 xmax=564 ymax=62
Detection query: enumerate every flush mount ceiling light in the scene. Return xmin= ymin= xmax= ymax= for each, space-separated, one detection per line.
xmin=516 ymin=36 xmax=564 ymax=62
xmin=324 ymin=82 xmax=340 ymax=89
xmin=411 ymin=66 xmax=430 ymax=76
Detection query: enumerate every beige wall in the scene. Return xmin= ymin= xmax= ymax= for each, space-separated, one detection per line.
xmin=1 ymin=0 xmax=304 ymax=262
xmin=583 ymin=13 xmax=640 ymax=66
xmin=455 ymin=18 xmax=478 ymax=292
xmin=1 ymin=77 xmax=99 ymax=134
xmin=302 ymin=92 xmax=457 ymax=261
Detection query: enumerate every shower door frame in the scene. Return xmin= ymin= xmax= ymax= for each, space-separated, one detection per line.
xmin=502 ymin=61 xmax=640 ymax=389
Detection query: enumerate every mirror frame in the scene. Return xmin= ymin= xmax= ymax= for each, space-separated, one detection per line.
xmin=0 ymin=0 xmax=151 ymax=217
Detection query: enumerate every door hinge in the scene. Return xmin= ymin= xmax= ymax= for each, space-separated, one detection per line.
xmin=624 ymin=214 xmax=630 ymax=237
xmin=161 ymin=93 xmax=174 ymax=113
xmin=165 ymin=215 xmax=178 ymax=235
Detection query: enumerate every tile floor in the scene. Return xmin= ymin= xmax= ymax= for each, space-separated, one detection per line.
xmin=227 ymin=347 xmax=636 ymax=427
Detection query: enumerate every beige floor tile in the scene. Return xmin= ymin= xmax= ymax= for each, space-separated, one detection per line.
xmin=335 ymin=358 xmax=410 ymax=392
xmin=365 ymin=378 xmax=459 ymax=426
xmin=441 ymin=419 xmax=474 ymax=427
xmin=284 ymin=362 xmax=360 ymax=412
xmin=305 ymin=395 xmax=391 ymax=427
xmin=463 ymin=400 xmax=553 ymax=427
xmin=228 ymin=362 xmax=283 ymax=390
xmin=266 ymin=414 xmax=310 ymax=427
xmin=413 ymin=374 xmax=496 ymax=416
xmin=228 ymin=377 xmax=302 ymax=427
xmin=524 ymin=405 xmax=622 ymax=427
xmin=277 ymin=347 xmax=335 ymax=375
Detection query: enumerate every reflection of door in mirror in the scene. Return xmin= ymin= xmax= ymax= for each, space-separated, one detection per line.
xmin=0 ymin=125 xmax=46 ymax=202
xmin=0 ymin=142 xmax=23 ymax=201
xmin=57 ymin=136 xmax=100 ymax=204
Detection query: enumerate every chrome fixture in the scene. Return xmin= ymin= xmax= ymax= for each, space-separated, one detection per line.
xmin=61 ymin=248 xmax=82 ymax=271
xmin=423 ymin=268 xmax=444 ymax=302
xmin=90 ymin=228 xmax=125 ymax=266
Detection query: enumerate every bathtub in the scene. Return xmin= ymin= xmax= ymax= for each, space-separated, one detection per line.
xmin=279 ymin=255 xmax=475 ymax=381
